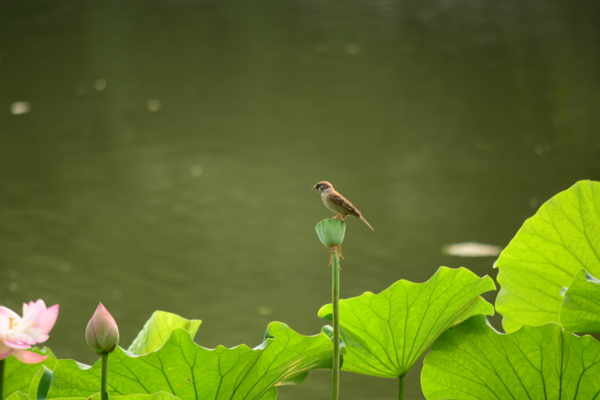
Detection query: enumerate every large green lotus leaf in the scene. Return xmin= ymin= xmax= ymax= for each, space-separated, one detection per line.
xmin=47 ymin=322 xmax=332 ymax=400
xmin=4 ymin=393 xmax=29 ymax=400
xmin=7 ymin=390 xmax=181 ymax=400
xmin=91 ymin=393 xmax=181 ymax=400
xmin=128 ymin=311 xmax=202 ymax=355
xmin=495 ymin=180 xmax=600 ymax=333
xmin=28 ymin=365 xmax=52 ymax=400
xmin=421 ymin=315 xmax=600 ymax=399
xmin=318 ymin=267 xmax=495 ymax=378
xmin=3 ymin=348 xmax=57 ymax=400
xmin=559 ymin=268 xmax=600 ymax=333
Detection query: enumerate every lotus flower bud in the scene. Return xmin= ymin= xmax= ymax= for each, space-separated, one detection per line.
xmin=315 ymin=218 xmax=346 ymax=251
xmin=85 ymin=303 xmax=119 ymax=355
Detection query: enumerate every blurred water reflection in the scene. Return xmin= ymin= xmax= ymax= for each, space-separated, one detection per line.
xmin=1 ymin=0 xmax=599 ymax=398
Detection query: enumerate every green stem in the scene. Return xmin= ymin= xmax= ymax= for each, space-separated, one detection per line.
xmin=398 ymin=375 xmax=405 ymax=400
xmin=101 ymin=352 xmax=109 ymax=400
xmin=331 ymin=249 xmax=340 ymax=400
xmin=0 ymin=358 xmax=5 ymax=400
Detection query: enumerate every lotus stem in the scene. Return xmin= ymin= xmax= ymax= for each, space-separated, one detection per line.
xmin=101 ymin=352 xmax=109 ymax=400
xmin=331 ymin=245 xmax=341 ymax=400
xmin=398 ymin=375 xmax=405 ymax=400
xmin=0 ymin=359 xmax=5 ymax=400
xmin=315 ymin=219 xmax=345 ymax=400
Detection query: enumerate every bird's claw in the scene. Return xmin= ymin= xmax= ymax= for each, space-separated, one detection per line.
xmin=328 ymin=245 xmax=344 ymax=269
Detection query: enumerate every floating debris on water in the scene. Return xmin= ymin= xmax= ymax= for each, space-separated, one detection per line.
xmin=530 ymin=197 xmax=538 ymax=208
xmin=190 ymin=164 xmax=203 ymax=177
xmin=147 ymin=99 xmax=161 ymax=112
xmin=442 ymin=242 xmax=502 ymax=257
xmin=10 ymin=101 xmax=31 ymax=115
xmin=95 ymin=79 xmax=107 ymax=91
xmin=345 ymin=43 xmax=360 ymax=54
xmin=257 ymin=306 xmax=272 ymax=316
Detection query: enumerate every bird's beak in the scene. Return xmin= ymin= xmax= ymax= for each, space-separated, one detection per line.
xmin=311 ymin=185 xmax=317 ymax=190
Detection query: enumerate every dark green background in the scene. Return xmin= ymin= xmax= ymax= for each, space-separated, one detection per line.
xmin=1 ymin=1 xmax=599 ymax=398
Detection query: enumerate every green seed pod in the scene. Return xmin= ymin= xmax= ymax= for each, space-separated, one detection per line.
xmin=315 ymin=218 xmax=346 ymax=249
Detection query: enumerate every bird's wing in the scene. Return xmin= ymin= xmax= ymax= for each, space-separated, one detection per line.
xmin=329 ymin=192 xmax=361 ymax=217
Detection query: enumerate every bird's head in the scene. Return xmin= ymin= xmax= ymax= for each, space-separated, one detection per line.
xmin=312 ymin=181 xmax=333 ymax=193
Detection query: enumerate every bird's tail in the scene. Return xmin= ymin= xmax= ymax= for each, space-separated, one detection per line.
xmin=360 ymin=215 xmax=375 ymax=231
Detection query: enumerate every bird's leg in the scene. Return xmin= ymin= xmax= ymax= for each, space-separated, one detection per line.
xmin=328 ymin=245 xmax=344 ymax=269
xmin=332 ymin=215 xmax=342 ymax=220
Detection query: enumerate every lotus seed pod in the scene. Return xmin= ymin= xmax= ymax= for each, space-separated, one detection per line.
xmin=315 ymin=218 xmax=346 ymax=249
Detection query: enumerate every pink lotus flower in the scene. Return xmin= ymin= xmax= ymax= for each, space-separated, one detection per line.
xmin=0 ymin=300 xmax=59 ymax=364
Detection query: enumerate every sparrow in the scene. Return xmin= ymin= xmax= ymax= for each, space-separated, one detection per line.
xmin=312 ymin=181 xmax=374 ymax=231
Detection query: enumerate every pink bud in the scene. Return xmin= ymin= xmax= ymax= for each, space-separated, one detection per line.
xmin=85 ymin=303 xmax=119 ymax=355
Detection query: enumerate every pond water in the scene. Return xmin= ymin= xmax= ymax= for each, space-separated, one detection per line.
xmin=1 ymin=0 xmax=599 ymax=398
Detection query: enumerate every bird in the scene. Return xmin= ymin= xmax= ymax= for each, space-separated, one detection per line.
xmin=312 ymin=181 xmax=374 ymax=231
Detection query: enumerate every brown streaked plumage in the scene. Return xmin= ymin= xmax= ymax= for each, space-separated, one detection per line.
xmin=311 ymin=181 xmax=374 ymax=231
